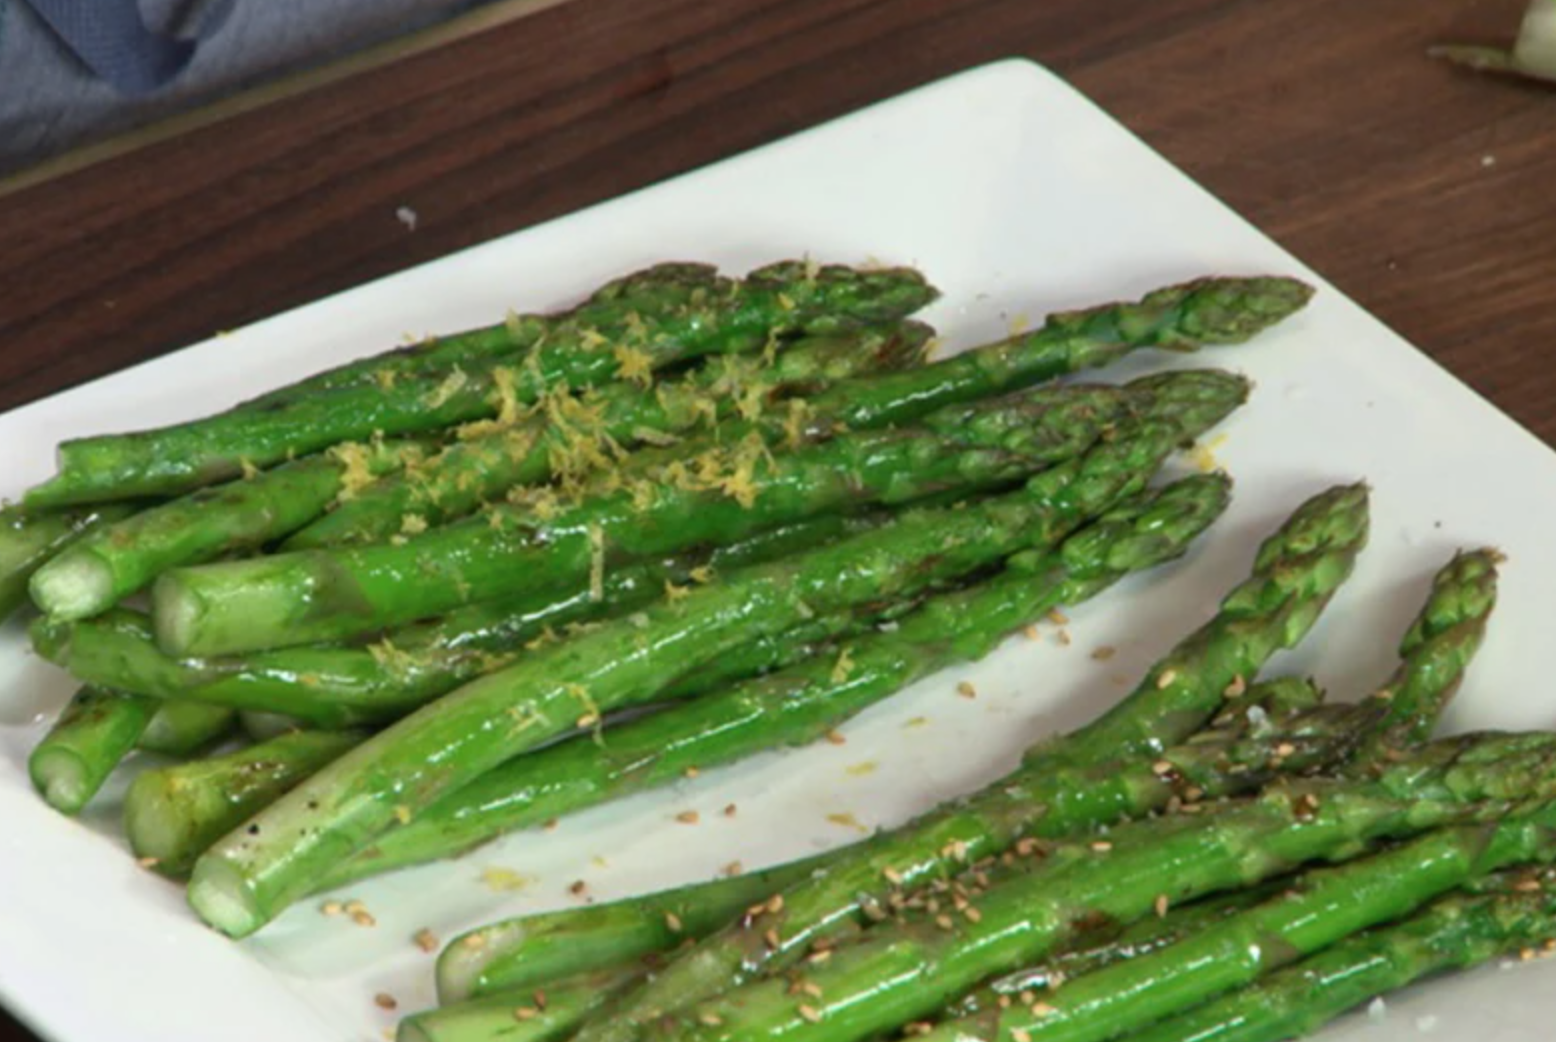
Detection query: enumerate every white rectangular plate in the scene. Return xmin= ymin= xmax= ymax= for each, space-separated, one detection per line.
xmin=3 ymin=58 xmax=1554 ymax=1042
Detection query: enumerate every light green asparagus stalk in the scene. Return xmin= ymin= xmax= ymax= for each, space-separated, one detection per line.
xmin=28 ymin=687 xmax=157 ymax=814
xmin=0 ymin=503 xmax=139 ymax=622
xmin=31 ymin=514 xmax=892 ymax=729
xmin=28 ymin=438 xmax=433 ymax=621
xmin=1124 ymin=870 xmax=1556 ymax=1042
xmin=126 ymin=731 xmax=365 ymax=875
xmin=651 ymin=732 xmax=1556 ymax=1042
xmin=185 ymin=378 xmax=1244 ymax=938
xmin=324 ymin=475 xmax=1232 ymax=890
xmin=572 ymin=484 xmax=1368 ymax=1042
xmin=287 ymin=324 xmax=932 ymax=548
xmin=25 ymin=263 xmax=936 ymax=507
xmin=153 ymin=379 xmax=1143 ymax=657
xmin=402 ymin=969 xmax=640 ymax=1042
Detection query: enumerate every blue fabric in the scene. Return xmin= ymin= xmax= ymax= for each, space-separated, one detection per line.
xmin=0 ymin=0 xmax=484 ymax=175
xmin=19 ymin=0 xmax=236 ymax=96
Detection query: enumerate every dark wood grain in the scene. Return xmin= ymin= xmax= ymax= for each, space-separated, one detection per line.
xmin=1 ymin=0 xmax=1552 ymax=1037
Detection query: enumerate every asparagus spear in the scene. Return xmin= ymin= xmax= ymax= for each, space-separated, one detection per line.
xmin=654 ymin=732 xmax=1556 ymax=1042
xmin=27 ymin=687 xmax=157 ymax=814
xmin=185 ymin=380 xmax=1242 ymax=938
xmin=322 ymin=474 xmax=1231 ymax=888
xmin=0 ymin=503 xmax=138 ymax=623
xmin=33 ymin=514 xmax=892 ymax=728
xmin=287 ymin=324 xmax=932 ymax=549
xmin=238 ymin=262 xmax=746 ymax=408
xmin=154 ymin=379 xmax=1145 ymax=657
xmin=1347 ymin=548 xmax=1500 ymax=761
xmin=914 ymin=814 xmax=1556 ymax=1042
xmin=25 ymin=263 xmax=935 ymax=507
xmin=28 ymin=437 xmax=433 ymax=621
xmin=1124 ymin=871 xmax=1556 ymax=1042
xmin=126 ymin=730 xmax=365 ymax=875
xmin=574 ymin=484 xmax=1367 ymax=1042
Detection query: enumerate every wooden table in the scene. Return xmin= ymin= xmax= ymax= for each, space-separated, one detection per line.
xmin=1 ymin=0 xmax=1551 ymax=1037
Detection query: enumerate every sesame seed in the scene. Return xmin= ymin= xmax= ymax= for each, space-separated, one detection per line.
xmin=1154 ymin=894 xmax=1170 ymax=917
xmin=533 ymin=990 xmax=547 ymax=1011
xmin=1047 ymin=610 xmax=1069 ymax=625
xmin=513 ymin=1006 xmax=539 ymax=1021
xmin=1023 ymin=625 xmax=1041 ymax=641
xmin=543 ymin=818 xmax=559 ymax=831
xmin=964 ymin=906 xmax=983 ymax=923
xmin=1013 ymin=1031 xmax=1033 ymax=1042
xmin=1151 ymin=760 xmax=1174 ymax=776
xmin=724 ymin=861 xmax=745 ymax=877
xmin=1090 ymin=841 xmax=1113 ymax=853
xmin=1515 ymin=878 xmax=1544 ymax=893
xmin=136 ymin=856 xmax=160 ymax=869
xmin=935 ymin=914 xmax=954 ymax=930
xmin=825 ymin=730 xmax=848 ymax=745
xmin=1016 ymin=837 xmax=1041 ymax=857
xmin=393 ymin=805 xmax=411 ymax=825
xmin=684 ymin=766 xmax=700 ymax=779
xmin=699 ymin=1013 xmax=725 ymax=1027
xmin=1091 ymin=646 xmax=1116 ymax=661
xmin=956 ymin=681 xmax=978 ymax=699
xmin=320 ymin=901 xmax=344 ymax=917
xmin=798 ymin=1005 xmax=823 ymax=1023
xmin=1275 ymin=742 xmax=1297 ymax=758
xmin=998 ymin=995 xmax=1013 ymax=1009
xmin=345 ymin=900 xmax=368 ymax=915
xmin=767 ymin=894 xmax=785 ymax=914
xmin=461 ymin=934 xmax=488 ymax=950
xmin=905 ymin=1022 xmax=933 ymax=1035
xmin=676 ymin=810 xmax=701 ymax=825
xmin=665 ymin=912 xmax=684 ymax=932
xmin=807 ymin=949 xmax=833 ymax=964
xmin=764 ymin=927 xmax=782 ymax=949
xmin=374 ymin=993 xmax=397 ymax=1011
xmin=1031 ymin=1002 xmax=1057 ymax=1017
xmin=570 ymin=880 xmax=588 ymax=896
xmin=576 ymin=713 xmax=599 ymax=728
xmin=1020 ymin=991 xmax=1037 ymax=1007
xmin=1157 ymin=669 xmax=1179 ymax=689
xmin=413 ymin=928 xmax=439 ymax=953
xmin=801 ymin=982 xmax=823 ymax=998
xmin=724 ymin=803 xmax=739 ymax=817
xmin=352 ymin=910 xmax=377 ymax=928
xmin=1056 ymin=628 xmax=1072 ymax=646
xmin=1224 ymin=675 xmax=1247 ymax=698
xmin=883 ymin=867 xmax=904 ymax=884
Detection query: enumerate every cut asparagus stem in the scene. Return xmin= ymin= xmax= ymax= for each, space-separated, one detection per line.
xmin=571 ymin=483 xmax=1367 ymax=1042
xmin=25 ymin=262 xmax=936 ymax=507
xmin=125 ymin=730 xmax=364 ymax=875
xmin=0 ymin=503 xmax=139 ymax=623
xmin=402 ymin=968 xmax=638 ymax=1042
xmin=136 ymin=702 xmax=238 ymax=756
xmin=27 ymin=687 xmax=156 ymax=814
xmin=154 ymin=378 xmax=1145 ymax=657
xmin=28 ymin=438 xmax=432 ymax=621
xmin=186 ymin=379 xmax=1243 ymax=938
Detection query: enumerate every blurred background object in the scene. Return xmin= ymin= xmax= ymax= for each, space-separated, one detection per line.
xmin=1432 ymin=0 xmax=1556 ymax=83
xmin=0 ymin=0 xmax=496 ymax=175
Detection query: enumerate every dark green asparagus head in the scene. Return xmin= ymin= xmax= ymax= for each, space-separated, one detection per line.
xmin=1147 ymin=276 xmax=1315 ymax=348
xmin=1126 ymin=368 xmax=1252 ymax=442
xmin=745 ymin=260 xmax=939 ymax=330
xmin=1015 ymin=472 xmax=1233 ymax=587
xmin=1358 ymin=548 xmax=1502 ymax=752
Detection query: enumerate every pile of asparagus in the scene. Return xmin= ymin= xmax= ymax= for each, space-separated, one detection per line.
xmin=4 ymin=256 xmax=1530 ymax=1040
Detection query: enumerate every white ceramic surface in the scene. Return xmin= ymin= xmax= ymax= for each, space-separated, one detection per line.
xmin=2 ymin=58 xmax=1553 ymax=1042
